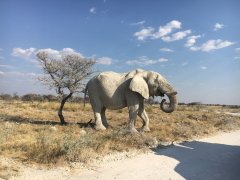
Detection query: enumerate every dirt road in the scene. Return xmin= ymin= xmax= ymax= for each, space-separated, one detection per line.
xmin=15 ymin=130 xmax=240 ymax=180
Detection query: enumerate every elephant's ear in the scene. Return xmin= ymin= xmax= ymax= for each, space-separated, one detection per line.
xmin=129 ymin=76 xmax=149 ymax=99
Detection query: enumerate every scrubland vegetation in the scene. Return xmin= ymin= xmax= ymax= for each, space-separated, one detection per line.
xmin=0 ymin=95 xmax=240 ymax=178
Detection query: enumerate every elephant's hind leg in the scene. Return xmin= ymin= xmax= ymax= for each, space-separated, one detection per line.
xmin=94 ymin=112 xmax=106 ymax=130
xmin=101 ymin=107 xmax=108 ymax=128
xmin=89 ymin=96 xmax=106 ymax=130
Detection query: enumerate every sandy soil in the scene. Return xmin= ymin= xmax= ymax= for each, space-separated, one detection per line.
xmin=11 ymin=130 xmax=240 ymax=180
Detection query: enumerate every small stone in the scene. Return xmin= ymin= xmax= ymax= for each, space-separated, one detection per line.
xmin=50 ymin=126 xmax=57 ymax=131
xmin=80 ymin=129 xmax=87 ymax=136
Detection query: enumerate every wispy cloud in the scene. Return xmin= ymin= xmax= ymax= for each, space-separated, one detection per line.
xmin=182 ymin=62 xmax=188 ymax=66
xmin=158 ymin=58 xmax=168 ymax=62
xmin=185 ymin=35 xmax=203 ymax=47
xmin=189 ymin=39 xmax=235 ymax=52
xmin=97 ymin=57 xmax=112 ymax=65
xmin=234 ymin=48 xmax=240 ymax=60
xmin=0 ymin=71 xmax=38 ymax=77
xmin=235 ymin=48 xmax=240 ymax=53
xmin=126 ymin=56 xmax=168 ymax=66
xmin=134 ymin=20 xmax=183 ymax=41
xmin=0 ymin=64 xmax=15 ymax=69
xmin=153 ymin=20 xmax=181 ymax=39
xmin=12 ymin=48 xmax=36 ymax=59
xmin=0 ymin=49 xmax=4 ymax=60
xmin=201 ymin=66 xmax=207 ymax=70
xmin=159 ymin=48 xmax=174 ymax=52
xmin=89 ymin=7 xmax=97 ymax=14
xmin=36 ymin=48 xmax=84 ymax=59
xmin=213 ymin=23 xmax=224 ymax=31
xmin=162 ymin=30 xmax=191 ymax=42
xmin=130 ymin=20 xmax=146 ymax=26
xmin=134 ymin=27 xmax=155 ymax=41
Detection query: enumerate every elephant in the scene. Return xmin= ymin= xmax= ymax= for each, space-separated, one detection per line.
xmin=84 ymin=69 xmax=177 ymax=133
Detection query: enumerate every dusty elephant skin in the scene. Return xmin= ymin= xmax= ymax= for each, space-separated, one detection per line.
xmin=85 ymin=69 xmax=178 ymax=132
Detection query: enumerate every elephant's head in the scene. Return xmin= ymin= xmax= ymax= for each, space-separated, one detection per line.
xmin=129 ymin=70 xmax=177 ymax=113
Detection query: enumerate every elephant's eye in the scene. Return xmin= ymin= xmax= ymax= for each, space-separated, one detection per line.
xmin=157 ymin=89 xmax=164 ymax=96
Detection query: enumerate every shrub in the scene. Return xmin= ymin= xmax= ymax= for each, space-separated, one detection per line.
xmin=21 ymin=94 xmax=44 ymax=102
xmin=42 ymin=94 xmax=58 ymax=102
xmin=0 ymin=94 xmax=12 ymax=101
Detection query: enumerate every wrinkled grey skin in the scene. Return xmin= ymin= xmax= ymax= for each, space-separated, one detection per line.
xmin=85 ymin=69 xmax=177 ymax=132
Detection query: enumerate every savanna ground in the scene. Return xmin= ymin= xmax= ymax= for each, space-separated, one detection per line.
xmin=0 ymin=100 xmax=240 ymax=179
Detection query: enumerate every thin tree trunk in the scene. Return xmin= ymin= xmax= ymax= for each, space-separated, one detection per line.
xmin=58 ymin=92 xmax=73 ymax=125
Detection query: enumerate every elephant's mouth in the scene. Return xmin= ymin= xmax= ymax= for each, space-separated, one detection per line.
xmin=156 ymin=89 xmax=165 ymax=97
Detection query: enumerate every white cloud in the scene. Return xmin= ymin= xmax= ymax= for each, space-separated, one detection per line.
xmin=153 ymin=20 xmax=181 ymax=39
xmin=159 ymin=48 xmax=174 ymax=52
xmin=234 ymin=48 xmax=240 ymax=59
xmin=0 ymin=71 xmax=4 ymax=75
xmin=12 ymin=48 xmax=36 ymax=58
xmin=37 ymin=48 xmax=84 ymax=59
xmin=0 ymin=64 xmax=15 ymax=69
xmin=134 ymin=20 xmax=182 ymax=41
xmin=126 ymin=56 xmax=168 ymax=66
xmin=158 ymin=58 xmax=168 ymax=62
xmin=134 ymin=27 xmax=155 ymax=41
xmin=235 ymin=48 xmax=240 ymax=53
xmin=89 ymin=7 xmax=97 ymax=14
xmin=62 ymin=48 xmax=84 ymax=57
xmin=0 ymin=71 xmax=39 ymax=77
xmin=201 ymin=66 xmax=207 ymax=70
xmin=97 ymin=57 xmax=112 ymax=65
xmin=0 ymin=48 xmax=4 ymax=60
xmin=189 ymin=39 xmax=235 ymax=52
xmin=213 ymin=23 xmax=224 ymax=31
xmin=185 ymin=35 xmax=202 ymax=47
xmin=182 ymin=62 xmax=188 ymax=66
xmin=130 ymin=20 xmax=146 ymax=26
xmin=162 ymin=30 xmax=191 ymax=42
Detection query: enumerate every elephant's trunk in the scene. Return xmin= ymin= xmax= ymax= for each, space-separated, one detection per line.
xmin=160 ymin=93 xmax=177 ymax=113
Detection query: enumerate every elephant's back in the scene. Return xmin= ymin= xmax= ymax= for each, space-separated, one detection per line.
xmin=97 ymin=71 xmax=123 ymax=86
xmin=87 ymin=72 xmax=128 ymax=109
xmin=95 ymin=72 xmax=126 ymax=95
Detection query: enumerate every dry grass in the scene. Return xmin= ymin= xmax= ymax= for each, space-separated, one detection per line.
xmin=0 ymin=100 xmax=240 ymax=177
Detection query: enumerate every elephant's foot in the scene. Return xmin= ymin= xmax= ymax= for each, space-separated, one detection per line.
xmin=95 ymin=124 xmax=106 ymax=130
xmin=141 ymin=126 xmax=151 ymax=132
xmin=102 ymin=122 xmax=108 ymax=128
xmin=129 ymin=127 xmax=138 ymax=133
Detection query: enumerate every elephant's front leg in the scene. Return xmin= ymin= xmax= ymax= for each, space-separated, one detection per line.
xmin=138 ymin=109 xmax=150 ymax=132
xmin=128 ymin=105 xmax=139 ymax=133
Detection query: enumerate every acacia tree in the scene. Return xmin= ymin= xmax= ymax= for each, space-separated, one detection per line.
xmin=36 ymin=50 xmax=95 ymax=124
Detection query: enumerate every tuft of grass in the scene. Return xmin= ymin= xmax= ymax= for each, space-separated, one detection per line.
xmin=26 ymin=128 xmax=94 ymax=163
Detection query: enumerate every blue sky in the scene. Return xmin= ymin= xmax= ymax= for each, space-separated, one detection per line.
xmin=0 ymin=0 xmax=240 ymax=105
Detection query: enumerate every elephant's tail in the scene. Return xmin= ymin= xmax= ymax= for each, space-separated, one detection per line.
xmin=83 ymin=85 xmax=88 ymax=109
